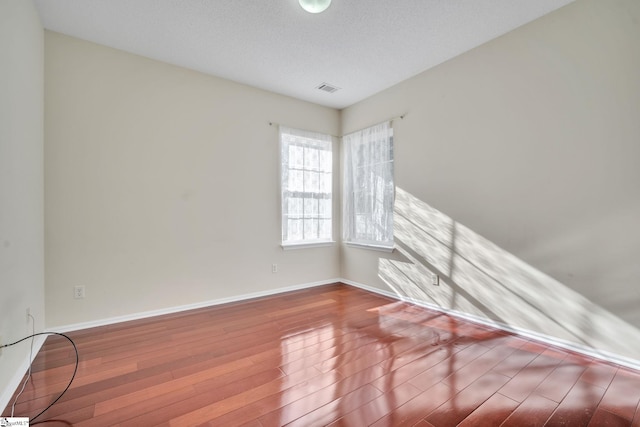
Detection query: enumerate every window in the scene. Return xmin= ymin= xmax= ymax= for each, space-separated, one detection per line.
xmin=280 ymin=126 xmax=333 ymax=248
xmin=343 ymin=121 xmax=394 ymax=249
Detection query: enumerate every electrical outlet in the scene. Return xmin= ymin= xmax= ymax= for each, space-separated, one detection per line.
xmin=432 ymin=273 xmax=439 ymax=286
xmin=74 ymin=285 xmax=85 ymax=299
xmin=272 ymin=264 xmax=278 ymax=273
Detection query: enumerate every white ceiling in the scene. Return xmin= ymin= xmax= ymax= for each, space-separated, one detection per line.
xmin=34 ymin=0 xmax=574 ymax=109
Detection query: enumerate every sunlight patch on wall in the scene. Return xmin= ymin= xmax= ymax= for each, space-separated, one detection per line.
xmin=379 ymin=187 xmax=640 ymax=362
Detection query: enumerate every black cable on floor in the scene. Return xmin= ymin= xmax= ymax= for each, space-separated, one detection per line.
xmin=1 ymin=332 xmax=79 ymax=422
xmin=10 ymin=313 xmax=36 ymax=417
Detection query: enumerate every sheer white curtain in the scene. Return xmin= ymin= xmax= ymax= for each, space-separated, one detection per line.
xmin=342 ymin=121 xmax=394 ymax=248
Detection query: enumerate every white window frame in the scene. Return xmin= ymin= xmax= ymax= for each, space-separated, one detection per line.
xmin=343 ymin=121 xmax=394 ymax=251
xmin=280 ymin=126 xmax=333 ymax=249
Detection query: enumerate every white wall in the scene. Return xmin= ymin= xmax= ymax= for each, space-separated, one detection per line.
xmin=44 ymin=32 xmax=341 ymax=328
xmin=0 ymin=0 xmax=45 ymax=410
xmin=341 ymin=0 xmax=640 ymax=361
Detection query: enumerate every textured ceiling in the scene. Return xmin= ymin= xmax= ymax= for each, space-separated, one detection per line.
xmin=34 ymin=0 xmax=574 ymax=109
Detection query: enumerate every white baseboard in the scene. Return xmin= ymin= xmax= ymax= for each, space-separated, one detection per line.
xmin=4 ymin=280 xmax=339 ymax=413
xmin=343 ymin=279 xmax=640 ymax=371
xmin=45 ymin=277 xmax=640 ymax=372
xmin=52 ymin=278 xmax=342 ymax=333
xmin=341 ymin=279 xmax=401 ymax=300
xmin=0 ymin=335 xmax=47 ymax=416
xmin=7 ymin=277 xmax=635 ymax=418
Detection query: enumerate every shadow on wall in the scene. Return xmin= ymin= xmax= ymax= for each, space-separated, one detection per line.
xmin=379 ymin=187 xmax=640 ymax=363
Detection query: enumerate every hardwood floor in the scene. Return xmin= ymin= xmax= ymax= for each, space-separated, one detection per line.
xmin=4 ymin=283 xmax=640 ymax=426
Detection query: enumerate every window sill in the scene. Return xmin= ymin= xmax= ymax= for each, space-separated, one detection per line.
xmin=345 ymin=242 xmax=395 ymax=253
xmin=281 ymin=241 xmax=336 ymax=250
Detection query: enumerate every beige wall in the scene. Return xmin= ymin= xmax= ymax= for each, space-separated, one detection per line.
xmin=0 ymin=0 xmax=45 ymax=408
xmin=44 ymin=32 xmax=341 ymax=328
xmin=341 ymin=0 xmax=640 ymax=361
xmin=33 ymin=0 xmax=640 ymax=364
xmin=1 ymin=0 xmax=637 ymax=406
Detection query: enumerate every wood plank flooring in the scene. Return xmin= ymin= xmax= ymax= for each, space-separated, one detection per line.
xmin=3 ymin=283 xmax=640 ymax=426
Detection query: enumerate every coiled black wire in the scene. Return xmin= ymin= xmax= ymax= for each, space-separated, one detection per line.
xmin=2 ymin=332 xmax=79 ymax=422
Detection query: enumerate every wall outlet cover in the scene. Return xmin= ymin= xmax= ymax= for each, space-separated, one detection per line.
xmin=74 ymin=285 xmax=85 ymax=299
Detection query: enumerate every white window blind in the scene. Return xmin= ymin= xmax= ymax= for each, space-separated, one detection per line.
xmin=280 ymin=126 xmax=333 ymax=247
xmin=343 ymin=121 xmax=394 ymax=249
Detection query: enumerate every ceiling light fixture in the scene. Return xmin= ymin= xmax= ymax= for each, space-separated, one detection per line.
xmin=298 ymin=0 xmax=332 ymax=14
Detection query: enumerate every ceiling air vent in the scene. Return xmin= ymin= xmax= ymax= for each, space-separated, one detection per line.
xmin=316 ymin=82 xmax=340 ymax=93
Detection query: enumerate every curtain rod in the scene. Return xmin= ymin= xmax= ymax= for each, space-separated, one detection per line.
xmin=341 ymin=113 xmax=407 ymax=137
xmin=268 ymin=112 xmax=407 ymax=138
xmin=268 ymin=122 xmax=340 ymax=138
